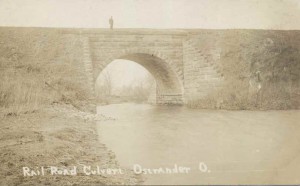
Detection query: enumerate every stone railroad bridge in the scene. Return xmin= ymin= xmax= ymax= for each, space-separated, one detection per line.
xmin=62 ymin=29 xmax=224 ymax=104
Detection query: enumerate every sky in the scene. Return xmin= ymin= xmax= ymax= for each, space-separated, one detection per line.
xmin=0 ymin=0 xmax=300 ymax=29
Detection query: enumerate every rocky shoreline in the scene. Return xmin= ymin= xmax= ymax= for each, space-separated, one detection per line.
xmin=0 ymin=103 xmax=142 ymax=185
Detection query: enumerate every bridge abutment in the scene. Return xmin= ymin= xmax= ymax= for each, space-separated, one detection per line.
xmin=156 ymin=94 xmax=183 ymax=105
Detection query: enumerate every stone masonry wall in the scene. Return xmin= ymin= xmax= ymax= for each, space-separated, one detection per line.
xmin=183 ymin=34 xmax=224 ymax=104
xmin=61 ymin=29 xmax=227 ymax=105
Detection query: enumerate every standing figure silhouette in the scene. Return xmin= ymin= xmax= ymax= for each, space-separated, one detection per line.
xmin=109 ymin=16 xmax=114 ymax=30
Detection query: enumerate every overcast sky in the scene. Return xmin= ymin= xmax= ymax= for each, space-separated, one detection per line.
xmin=0 ymin=0 xmax=300 ymax=29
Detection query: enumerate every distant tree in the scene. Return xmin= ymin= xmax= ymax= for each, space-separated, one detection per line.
xmin=103 ymin=70 xmax=112 ymax=96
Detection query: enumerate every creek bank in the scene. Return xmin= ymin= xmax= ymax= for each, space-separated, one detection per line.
xmin=0 ymin=103 xmax=142 ymax=185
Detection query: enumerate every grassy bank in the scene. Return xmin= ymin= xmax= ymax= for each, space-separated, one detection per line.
xmin=0 ymin=27 xmax=91 ymax=116
xmin=0 ymin=27 xmax=141 ymax=185
xmin=188 ymin=30 xmax=300 ymax=110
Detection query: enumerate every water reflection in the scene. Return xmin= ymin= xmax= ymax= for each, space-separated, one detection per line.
xmin=97 ymin=103 xmax=300 ymax=185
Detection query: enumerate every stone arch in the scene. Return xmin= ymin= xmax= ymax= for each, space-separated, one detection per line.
xmin=94 ymin=48 xmax=183 ymax=104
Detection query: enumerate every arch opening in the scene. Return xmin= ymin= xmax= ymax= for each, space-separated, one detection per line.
xmin=95 ymin=53 xmax=183 ymax=105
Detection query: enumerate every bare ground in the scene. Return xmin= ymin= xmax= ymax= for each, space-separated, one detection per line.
xmin=0 ymin=103 xmax=142 ymax=185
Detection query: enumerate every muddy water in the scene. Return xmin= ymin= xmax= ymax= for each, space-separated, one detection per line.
xmin=96 ymin=103 xmax=300 ymax=185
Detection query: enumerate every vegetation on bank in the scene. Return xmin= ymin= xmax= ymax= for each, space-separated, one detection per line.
xmin=0 ymin=28 xmax=141 ymax=185
xmin=188 ymin=30 xmax=300 ymax=110
xmin=0 ymin=28 xmax=91 ymax=116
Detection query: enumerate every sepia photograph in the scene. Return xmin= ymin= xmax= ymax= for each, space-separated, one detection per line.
xmin=0 ymin=0 xmax=300 ymax=185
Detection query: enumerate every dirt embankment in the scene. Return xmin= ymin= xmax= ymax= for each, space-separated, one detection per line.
xmin=0 ymin=27 xmax=142 ymax=185
xmin=0 ymin=103 xmax=142 ymax=185
xmin=188 ymin=30 xmax=300 ymax=110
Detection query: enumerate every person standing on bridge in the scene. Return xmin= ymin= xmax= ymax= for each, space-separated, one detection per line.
xmin=109 ymin=16 xmax=114 ymax=30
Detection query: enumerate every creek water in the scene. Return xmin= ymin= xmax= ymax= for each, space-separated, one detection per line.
xmin=96 ymin=103 xmax=300 ymax=185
